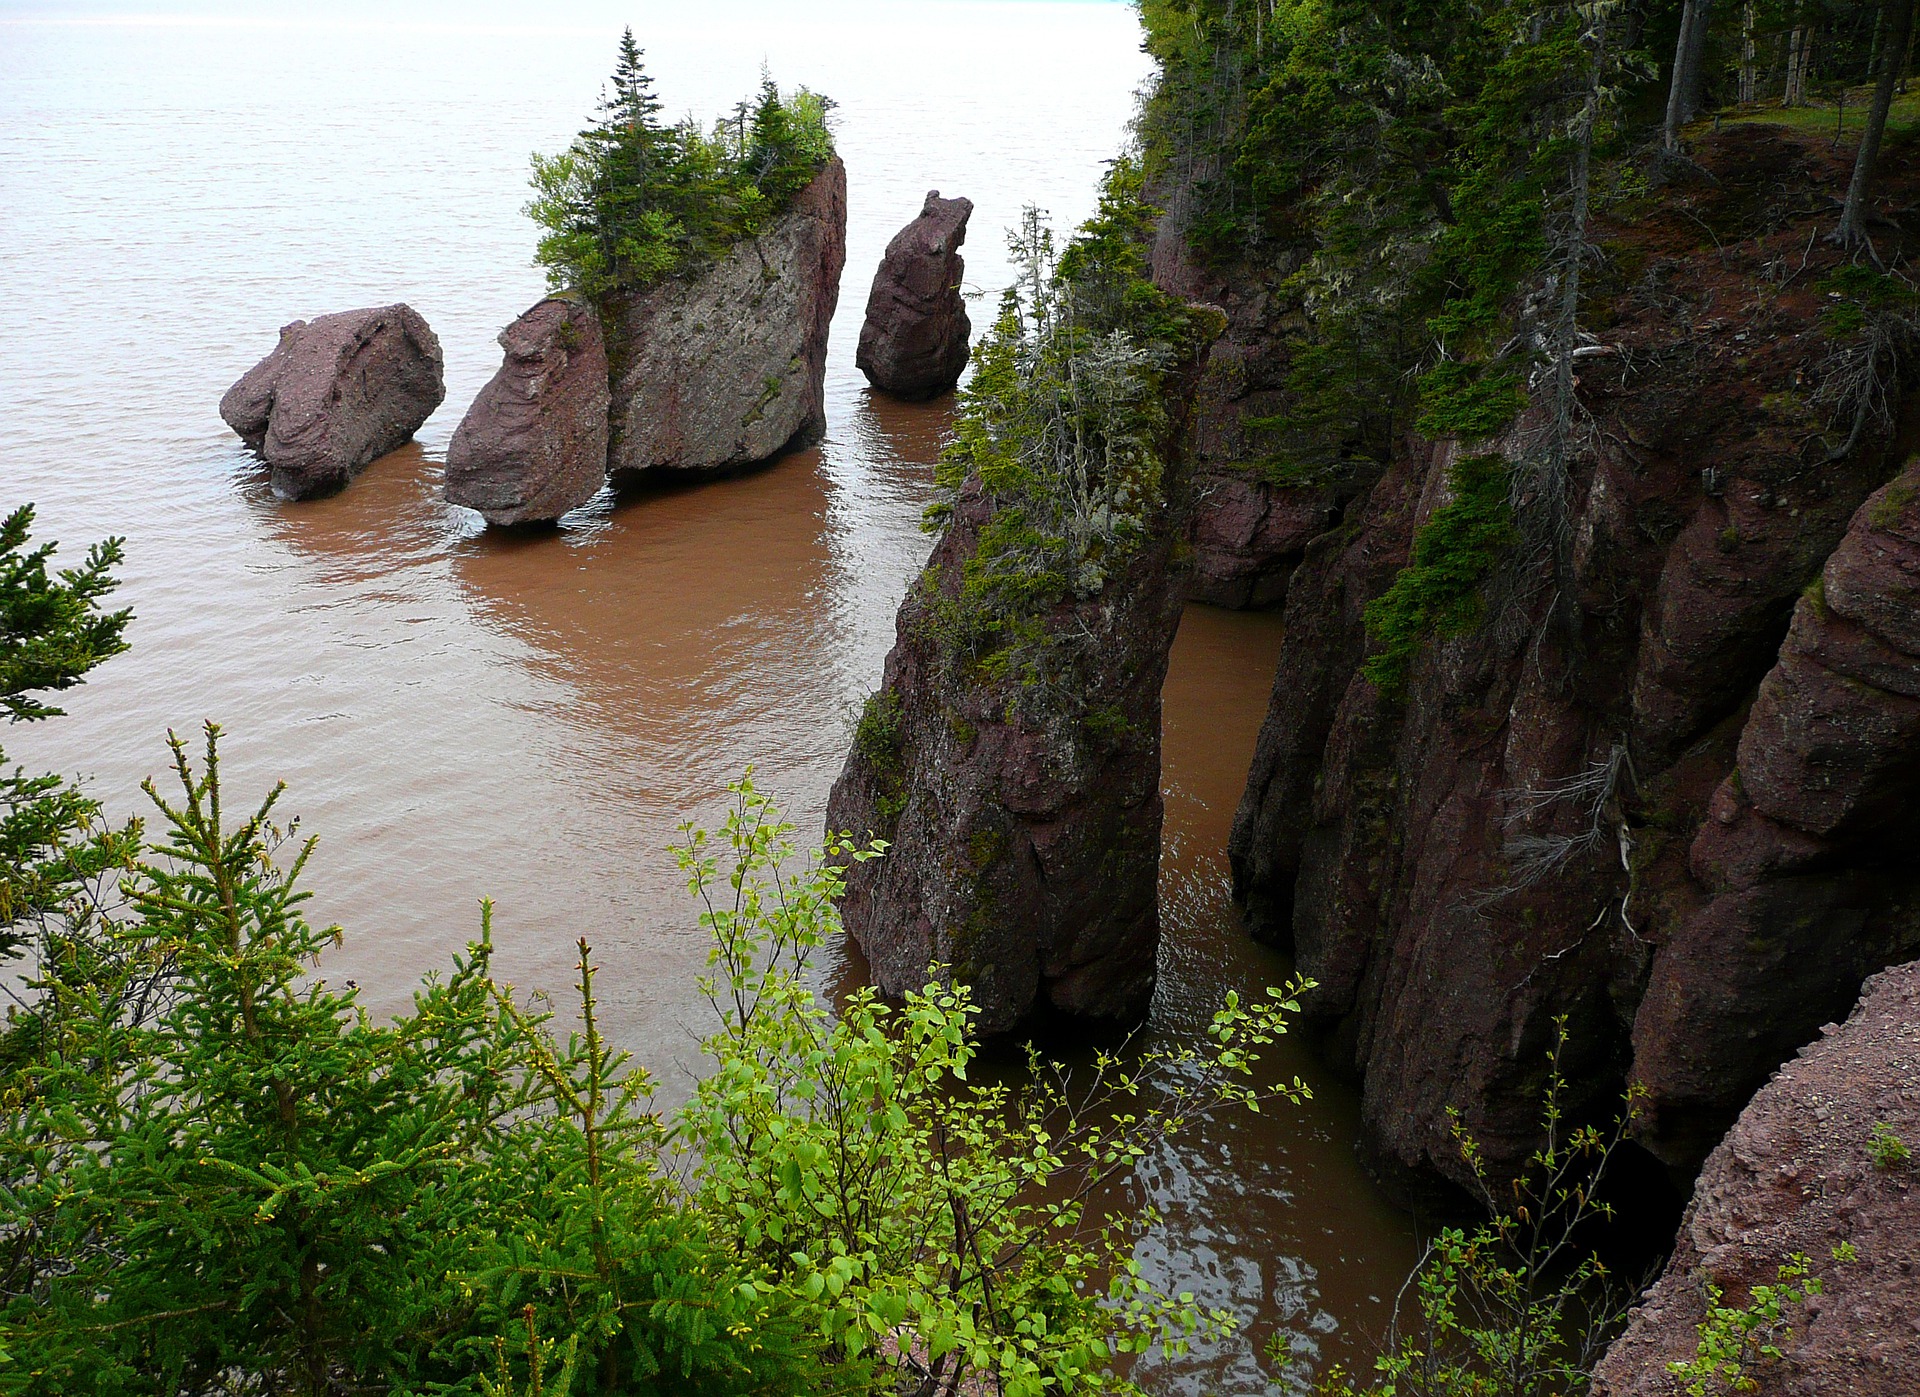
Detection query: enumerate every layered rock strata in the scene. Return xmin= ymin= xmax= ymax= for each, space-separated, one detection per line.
xmin=1593 ymin=960 xmax=1920 ymax=1397
xmin=445 ymin=295 xmax=610 ymax=527
xmin=855 ymin=191 xmax=973 ymax=399
xmin=1223 ymin=125 xmax=1920 ymax=1195
xmin=220 ymin=304 xmax=445 ymax=500
xmin=607 ymin=157 xmax=846 ymax=477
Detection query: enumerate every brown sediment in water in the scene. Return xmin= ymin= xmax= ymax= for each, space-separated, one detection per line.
xmin=3 ymin=9 xmax=1420 ymax=1387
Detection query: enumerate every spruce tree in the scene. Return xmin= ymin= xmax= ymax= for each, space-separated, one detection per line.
xmin=0 ymin=504 xmax=133 ymax=958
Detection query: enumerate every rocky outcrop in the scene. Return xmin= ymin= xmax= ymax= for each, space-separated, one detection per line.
xmin=1631 ymin=461 xmax=1920 ymax=1167
xmin=444 ymin=296 xmax=610 ymax=527
xmin=220 ymin=304 xmax=445 ymax=500
xmin=606 ymin=157 xmax=846 ymax=477
xmin=1147 ymin=185 xmax=1347 ymax=609
xmin=824 ymin=471 xmax=1186 ymax=1035
xmin=855 ymin=191 xmax=972 ymax=399
xmin=1224 ymin=124 xmax=1920 ymax=1197
xmin=1592 ymin=960 xmax=1920 ymax=1397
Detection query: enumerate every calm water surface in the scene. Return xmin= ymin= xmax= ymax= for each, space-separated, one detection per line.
xmin=0 ymin=3 xmax=1417 ymax=1387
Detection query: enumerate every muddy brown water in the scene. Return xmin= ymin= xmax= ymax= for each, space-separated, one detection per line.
xmin=1 ymin=2 xmax=1419 ymax=1388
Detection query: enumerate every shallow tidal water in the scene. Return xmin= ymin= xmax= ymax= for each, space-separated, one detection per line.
xmin=1 ymin=2 xmax=1418 ymax=1387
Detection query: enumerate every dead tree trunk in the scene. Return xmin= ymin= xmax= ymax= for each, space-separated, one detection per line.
xmin=1838 ymin=0 xmax=1917 ymax=248
xmin=1740 ymin=1 xmax=1758 ymax=103
xmin=1785 ymin=16 xmax=1814 ymax=106
xmin=1664 ymin=0 xmax=1717 ymax=148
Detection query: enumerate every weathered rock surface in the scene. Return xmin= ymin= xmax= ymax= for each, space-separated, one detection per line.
xmin=1632 ymin=461 xmax=1920 ymax=1167
xmin=855 ymin=191 xmax=973 ymax=399
xmin=1223 ymin=124 xmax=1920 ymax=1197
xmin=220 ymin=304 xmax=445 ymax=500
xmin=1592 ymin=960 xmax=1920 ymax=1397
xmin=823 ymin=468 xmax=1186 ymax=1034
xmin=823 ymin=270 xmax=1217 ymax=1041
xmin=1147 ymin=181 xmax=1348 ymax=609
xmin=606 ymin=157 xmax=846 ymax=477
xmin=444 ymin=296 xmax=610 ymax=526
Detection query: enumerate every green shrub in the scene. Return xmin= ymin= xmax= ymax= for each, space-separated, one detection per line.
xmin=0 ymin=505 xmax=135 ymax=958
xmin=1667 ymin=1250 xmax=1857 ymax=1396
xmin=1 ymin=730 xmax=1311 ymax=1395
xmin=1303 ymin=1020 xmax=1644 ymax=1397
xmin=927 ymin=161 xmax=1204 ymax=714
xmin=1361 ymin=452 xmax=1516 ymax=694
xmin=1868 ymin=1120 xmax=1911 ymax=1170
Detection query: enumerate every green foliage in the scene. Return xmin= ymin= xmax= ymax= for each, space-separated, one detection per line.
xmin=1361 ymin=453 xmax=1516 ymax=695
xmin=1666 ymin=1250 xmax=1854 ymax=1395
xmin=1306 ymin=1019 xmax=1642 ymax=1397
xmin=926 ymin=161 xmax=1202 ymax=708
xmin=1818 ymin=264 xmax=1920 ymax=336
xmin=851 ymin=688 xmax=907 ymax=828
xmin=0 ymin=503 xmax=135 ymax=961
xmin=1136 ymin=1 xmax=1638 ymax=471
xmin=528 ymin=30 xmax=835 ymax=301
xmin=1867 ymin=1119 xmax=1911 ymax=1170
xmin=1 ymin=735 xmax=1305 ymax=1395
xmin=674 ymin=781 xmax=1312 ymax=1397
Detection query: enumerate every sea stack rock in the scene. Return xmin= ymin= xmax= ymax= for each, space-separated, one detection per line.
xmin=855 ymin=190 xmax=972 ymax=399
xmin=220 ymin=304 xmax=445 ymax=500
xmin=606 ymin=156 xmax=846 ymax=477
xmin=444 ymin=296 xmax=610 ymax=527
xmin=824 ymin=468 xmax=1184 ymax=1035
xmin=1592 ymin=959 xmax=1920 ymax=1397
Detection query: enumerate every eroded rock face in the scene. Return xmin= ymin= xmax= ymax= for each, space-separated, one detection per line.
xmin=1147 ymin=182 xmax=1347 ymax=610
xmin=445 ymin=296 xmax=610 ymax=527
xmin=823 ymin=472 xmax=1185 ymax=1034
xmin=1631 ymin=462 xmax=1920 ymax=1167
xmin=220 ymin=304 xmax=445 ymax=500
xmin=607 ymin=157 xmax=846 ymax=477
xmin=1593 ymin=960 xmax=1920 ymax=1397
xmin=855 ymin=191 xmax=972 ymax=400
xmin=1224 ymin=124 xmax=1920 ymax=1197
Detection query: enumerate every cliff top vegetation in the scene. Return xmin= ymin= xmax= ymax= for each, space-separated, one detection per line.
xmin=528 ymin=30 xmax=835 ymax=303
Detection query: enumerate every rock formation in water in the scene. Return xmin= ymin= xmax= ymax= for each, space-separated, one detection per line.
xmin=444 ymin=296 xmax=610 ymax=527
xmin=824 ymin=471 xmax=1187 ymax=1034
xmin=825 ymin=225 xmax=1213 ymax=1034
xmin=1592 ymin=959 xmax=1920 ymax=1397
xmin=605 ymin=157 xmax=846 ymax=478
xmin=1217 ymin=125 xmax=1920 ymax=1197
xmin=220 ymin=304 xmax=445 ymax=500
xmin=1147 ymin=185 xmax=1346 ymax=610
xmin=855 ymin=191 xmax=973 ymax=400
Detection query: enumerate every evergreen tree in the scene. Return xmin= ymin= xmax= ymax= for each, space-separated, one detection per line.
xmin=0 ymin=504 xmax=133 ymax=960
xmin=527 ymin=37 xmax=834 ymax=301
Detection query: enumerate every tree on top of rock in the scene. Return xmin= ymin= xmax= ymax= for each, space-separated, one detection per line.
xmin=527 ymin=35 xmax=835 ymax=302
